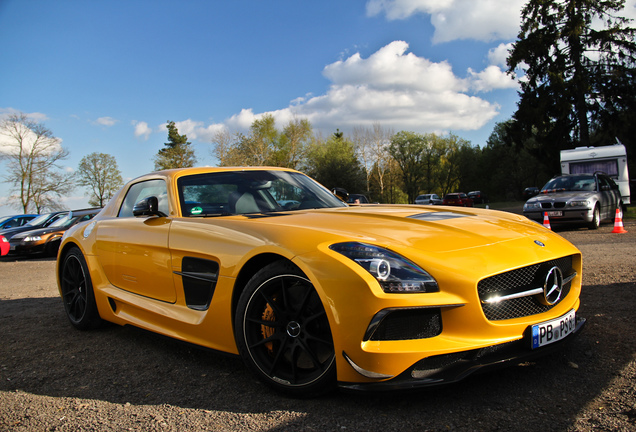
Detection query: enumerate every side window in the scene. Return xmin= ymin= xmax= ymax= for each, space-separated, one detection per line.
xmin=118 ymin=179 xmax=169 ymax=218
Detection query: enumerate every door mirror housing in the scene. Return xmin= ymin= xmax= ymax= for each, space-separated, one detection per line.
xmin=133 ymin=196 xmax=166 ymax=217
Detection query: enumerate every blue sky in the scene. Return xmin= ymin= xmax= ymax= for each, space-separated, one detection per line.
xmin=1 ymin=0 xmax=635 ymax=216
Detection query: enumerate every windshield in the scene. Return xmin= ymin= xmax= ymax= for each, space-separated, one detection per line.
xmin=25 ymin=213 xmax=60 ymax=227
xmin=541 ymin=175 xmax=596 ymax=193
xmin=49 ymin=213 xmax=74 ymax=228
xmin=178 ymin=170 xmax=347 ymax=216
xmin=0 ymin=216 xmax=10 ymax=224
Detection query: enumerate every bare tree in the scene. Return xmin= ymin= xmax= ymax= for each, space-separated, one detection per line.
xmin=0 ymin=112 xmax=73 ymax=213
xmin=77 ymin=152 xmax=123 ymax=207
xmin=353 ymin=123 xmax=393 ymax=199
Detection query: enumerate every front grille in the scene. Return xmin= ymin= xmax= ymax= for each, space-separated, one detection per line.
xmin=478 ymin=256 xmax=574 ymax=321
xmin=541 ymin=203 xmax=552 ymax=209
xmin=366 ymin=308 xmax=442 ymax=341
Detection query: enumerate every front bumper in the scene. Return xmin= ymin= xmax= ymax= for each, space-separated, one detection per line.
xmin=8 ymin=242 xmax=46 ymax=255
xmin=339 ymin=316 xmax=585 ymax=392
xmin=524 ymin=208 xmax=593 ymax=225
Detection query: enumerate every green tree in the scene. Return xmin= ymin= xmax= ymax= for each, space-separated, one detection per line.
xmin=272 ymin=118 xmax=312 ymax=169
xmin=211 ymin=115 xmax=312 ymax=169
xmin=435 ymin=134 xmax=473 ymax=197
xmin=0 ymin=112 xmax=73 ymax=213
xmin=304 ymin=131 xmax=365 ymax=192
xmin=507 ymin=0 xmax=636 ymax=170
xmin=77 ymin=152 xmax=123 ymax=207
xmin=388 ymin=131 xmax=440 ymax=203
xmin=479 ymin=121 xmax=550 ymax=201
xmin=154 ymin=121 xmax=197 ymax=170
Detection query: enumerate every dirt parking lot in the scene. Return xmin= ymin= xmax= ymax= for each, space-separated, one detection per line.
xmin=0 ymin=221 xmax=635 ymax=431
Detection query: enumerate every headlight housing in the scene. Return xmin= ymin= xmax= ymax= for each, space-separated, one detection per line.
xmin=330 ymin=242 xmax=438 ymax=293
xmin=523 ymin=202 xmax=541 ymax=210
xmin=23 ymin=235 xmax=42 ymax=242
xmin=568 ymin=200 xmax=590 ymax=207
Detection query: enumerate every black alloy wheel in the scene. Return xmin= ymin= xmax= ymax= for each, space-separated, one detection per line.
xmin=235 ymin=261 xmax=336 ymax=397
xmin=60 ymin=247 xmax=102 ymax=330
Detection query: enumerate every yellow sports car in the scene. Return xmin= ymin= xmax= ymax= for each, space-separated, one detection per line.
xmin=57 ymin=167 xmax=585 ymax=396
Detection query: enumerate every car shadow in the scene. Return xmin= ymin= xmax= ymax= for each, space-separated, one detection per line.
xmin=1 ymin=280 xmax=634 ymax=430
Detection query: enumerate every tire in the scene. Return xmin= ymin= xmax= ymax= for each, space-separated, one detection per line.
xmin=235 ymin=261 xmax=336 ymax=397
xmin=588 ymin=205 xmax=601 ymax=230
xmin=60 ymin=247 xmax=103 ymax=330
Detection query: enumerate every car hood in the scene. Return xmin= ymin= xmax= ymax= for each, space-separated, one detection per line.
xmin=212 ymin=205 xmax=561 ymax=255
xmin=526 ymin=191 xmax=595 ymax=203
xmin=0 ymin=224 xmax=45 ymax=238
xmin=12 ymin=226 xmax=65 ymax=239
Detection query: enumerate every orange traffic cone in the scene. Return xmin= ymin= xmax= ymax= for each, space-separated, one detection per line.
xmin=611 ymin=208 xmax=628 ymax=234
xmin=543 ymin=212 xmax=551 ymax=230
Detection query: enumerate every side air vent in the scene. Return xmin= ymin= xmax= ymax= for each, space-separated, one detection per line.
xmin=175 ymin=257 xmax=219 ymax=311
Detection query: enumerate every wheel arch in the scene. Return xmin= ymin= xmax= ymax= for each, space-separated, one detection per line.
xmin=230 ymin=253 xmax=296 ymax=333
xmin=57 ymin=240 xmax=84 ymax=285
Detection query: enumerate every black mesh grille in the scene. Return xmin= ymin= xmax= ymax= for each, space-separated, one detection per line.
xmin=478 ymin=256 xmax=574 ymax=321
xmin=368 ymin=308 xmax=442 ymax=341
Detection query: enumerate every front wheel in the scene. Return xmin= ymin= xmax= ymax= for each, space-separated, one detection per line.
xmin=588 ymin=205 xmax=601 ymax=230
xmin=60 ymin=247 xmax=102 ymax=330
xmin=235 ymin=261 xmax=336 ymax=397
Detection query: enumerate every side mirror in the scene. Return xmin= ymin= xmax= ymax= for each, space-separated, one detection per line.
xmin=133 ymin=196 xmax=167 ymax=217
xmin=331 ymin=187 xmax=349 ymax=203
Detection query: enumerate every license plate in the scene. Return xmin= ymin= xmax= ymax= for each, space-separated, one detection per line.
xmin=531 ymin=309 xmax=576 ymax=349
xmin=547 ymin=211 xmax=562 ymax=217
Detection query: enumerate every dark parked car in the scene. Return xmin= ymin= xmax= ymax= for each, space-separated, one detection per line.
xmin=0 ymin=211 xmax=69 ymax=241
xmin=0 ymin=214 xmax=36 ymax=229
xmin=523 ymin=173 xmax=622 ymax=229
xmin=415 ymin=194 xmax=442 ymax=205
xmin=523 ymin=187 xmax=540 ymax=200
xmin=442 ymin=193 xmax=474 ymax=207
xmin=467 ymin=191 xmax=488 ymax=204
xmin=9 ymin=208 xmax=100 ymax=256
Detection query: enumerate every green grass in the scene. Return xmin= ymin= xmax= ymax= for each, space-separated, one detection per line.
xmin=624 ymin=205 xmax=636 ymax=220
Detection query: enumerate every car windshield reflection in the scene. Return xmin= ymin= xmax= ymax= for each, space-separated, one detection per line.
xmin=541 ymin=175 xmax=596 ymax=193
xmin=177 ymin=170 xmax=347 ymax=217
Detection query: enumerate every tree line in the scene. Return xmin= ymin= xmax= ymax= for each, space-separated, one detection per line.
xmin=1 ymin=0 xmax=634 ymax=213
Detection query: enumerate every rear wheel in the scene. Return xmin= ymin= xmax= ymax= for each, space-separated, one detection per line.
xmin=235 ymin=261 xmax=336 ymax=397
xmin=60 ymin=247 xmax=102 ymax=330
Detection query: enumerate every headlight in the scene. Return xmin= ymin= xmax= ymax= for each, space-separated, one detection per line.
xmin=523 ymin=202 xmax=541 ymax=210
xmin=568 ymin=200 xmax=590 ymax=207
xmin=1 ymin=237 xmax=7 ymax=243
xmin=330 ymin=242 xmax=439 ymax=293
xmin=23 ymin=235 xmax=42 ymax=242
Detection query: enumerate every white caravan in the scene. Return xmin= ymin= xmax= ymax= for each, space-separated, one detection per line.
xmin=560 ymin=143 xmax=631 ymax=205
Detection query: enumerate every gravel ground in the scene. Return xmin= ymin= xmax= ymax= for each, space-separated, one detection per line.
xmin=0 ymin=221 xmax=635 ymax=431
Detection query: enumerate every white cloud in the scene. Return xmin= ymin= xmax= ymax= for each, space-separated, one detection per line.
xmin=222 ymin=41 xmax=500 ymax=135
xmin=366 ymin=0 xmax=525 ymax=43
xmin=468 ymin=65 xmax=518 ymax=93
xmin=156 ymin=119 xmax=227 ymax=143
xmin=0 ymin=117 xmax=63 ymax=155
xmin=0 ymin=107 xmax=48 ymax=122
xmin=95 ymin=116 xmax=118 ymax=127
xmin=132 ymin=121 xmax=152 ymax=140
xmin=323 ymin=41 xmax=467 ymax=93
xmin=488 ymin=43 xmax=513 ymax=68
